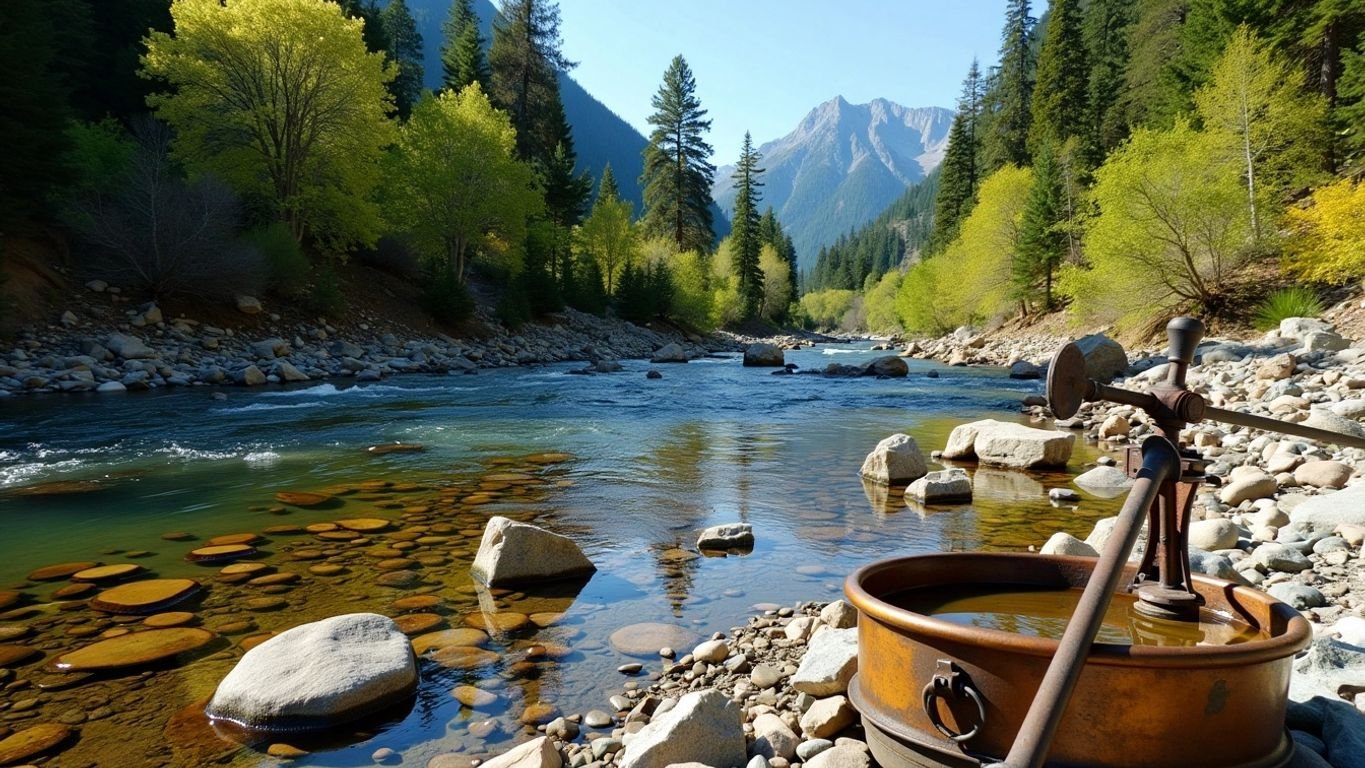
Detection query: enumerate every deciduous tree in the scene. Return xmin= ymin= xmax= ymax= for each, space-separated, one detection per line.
xmin=576 ymin=173 xmax=637 ymax=295
xmin=1285 ymin=177 xmax=1365 ymax=284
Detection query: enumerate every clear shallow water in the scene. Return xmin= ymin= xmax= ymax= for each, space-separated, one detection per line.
xmin=0 ymin=343 xmax=1123 ymax=766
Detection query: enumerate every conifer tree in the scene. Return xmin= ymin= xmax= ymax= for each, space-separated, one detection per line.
xmin=442 ymin=0 xmax=490 ymax=93
xmin=489 ymin=0 xmax=573 ymax=168
xmin=730 ymin=132 xmax=766 ymax=319
xmin=929 ymin=60 xmax=986 ymax=252
xmin=1029 ymin=0 xmax=1088 ymax=156
xmin=640 ymin=55 xmax=715 ymax=254
xmin=1082 ymin=0 xmax=1136 ymax=161
xmin=1016 ymin=140 xmax=1066 ymax=310
xmin=597 ymin=163 xmax=620 ymax=204
xmin=338 ymin=0 xmax=389 ymax=56
xmin=381 ymin=0 xmax=424 ymax=119
xmin=982 ymin=0 xmax=1037 ymax=170
xmin=539 ymin=101 xmax=592 ymax=280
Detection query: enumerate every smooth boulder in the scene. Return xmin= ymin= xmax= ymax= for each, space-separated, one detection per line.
xmin=859 ymin=434 xmax=927 ymax=485
xmin=206 ymin=613 xmax=417 ymax=730
xmin=618 ymin=690 xmax=745 ymax=768
xmin=790 ymin=627 xmax=858 ymax=697
xmin=743 ymin=343 xmax=785 ymax=367
xmin=904 ymin=468 xmax=972 ymax=503
xmin=650 ymin=343 xmax=689 ymax=363
xmin=1290 ymin=484 xmax=1365 ymax=529
xmin=481 ymin=736 xmax=562 ymax=768
xmin=696 ymin=523 xmax=754 ymax=551
xmin=471 ymin=516 xmax=596 ymax=587
xmin=1074 ymin=334 xmax=1128 ymax=381
xmin=861 ymin=356 xmax=908 ymax=377
xmin=942 ymin=419 xmax=1074 ymax=469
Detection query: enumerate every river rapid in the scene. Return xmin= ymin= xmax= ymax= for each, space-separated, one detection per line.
xmin=0 ymin=343 xmax=1120 ymax=766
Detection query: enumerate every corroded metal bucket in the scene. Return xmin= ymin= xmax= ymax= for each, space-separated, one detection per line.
xmin=845 ymin=552 xmax=1311 ymax=768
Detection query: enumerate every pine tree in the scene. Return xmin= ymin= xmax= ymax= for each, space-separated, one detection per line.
xmin=338 ymin=0 xmax=389 ymax=55
xmin=539 ymin=101 xmax=592 ymax=281
xmin=1029 ymin=0 xmax=1088 ymax=156
xmin=982 ymin=0 xmax=1037 ymax=170
xmin=928 ymin=60 xmax=986 ymax=252
xmin=640 ymin=55 xmax=716 ymax=254
xmin=382 ymin=0 xmax=424 ymax=119
xmin=489 ymin=0 xmax=574 ymax=168
xmin=1082 ymin=0 xmax=1137 ymax=161
xmin=442 ymin=0 xmax=490 ymax=93
xmin=597 ymin=163 xmax=620 ymax=203
xmin=1016 ymin=140 xmax=1066 ymax=310
xmin=730 ymin=132 xmax=766 ymax=319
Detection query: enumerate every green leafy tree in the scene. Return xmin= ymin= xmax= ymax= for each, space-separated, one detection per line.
xmin=1029 ymin=0 xmax=1089 ymax=156
xmin=443 ymin=0 xmax=490 ymax=93
xmin=142 ymin=0 xmax=396 ymax=255
xmin=1063 ymin=120 xmax=1251 ymax=329
xmin=1082 ymin=0 xmax=1137 ymax=160
xmin=640 ymin=55 xmax=716 ymax=254
xmin=576 ymin=175 xmax=638 ymax=294
xmin=489 ymin=0 xmax=573 ymax=168
xmin=1194 ymin=25 xmax=1329 ymax=239
xmin=930 ymin=60 xmax=986 ymax=253
xmin=383 ymin=86 xmax=540 ymax=284
xmin=730 ymin=132 xmax=766 ymax=319
xmin=598 ymin=163 xmax=621 ymax=202
xmin=382 ymin=0 xmax=425 ymax=119
xmin=982 ymin=0 xmax=1037 ymax=170
xmin=758 ymin=207 xmax=798 ymax=306
xmin=1015 ymin=140 xmax=1067 ymax=310
xmin=758 ymin=243 xmax=790 ymax=323
xmin=862 ymin=271 xmax=903 ymax=333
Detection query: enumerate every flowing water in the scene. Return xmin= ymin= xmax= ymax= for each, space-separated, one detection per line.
xmin=0 ymin=344 xmax=1126 ymax=766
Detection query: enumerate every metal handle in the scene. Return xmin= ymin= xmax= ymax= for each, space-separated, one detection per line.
xmin=922 ymin=660 xmax=986 ymax=743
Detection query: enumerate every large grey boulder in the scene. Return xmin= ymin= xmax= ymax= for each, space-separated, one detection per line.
xmin=904 ymin=468 xmax=972 ymax=504
xmin=1290 ymin=484 xmax=1365 ymax=529
xmin=942 ymin=419 xmax=1074 ymax=469
xmin=650 ymin=343 xmax=689 ymax=363
xmin=744 ymin=343 xmax=785 ymax=367
xmin=1074 ymin=334 xmax=1128 ymax=381
xmin=790 ymin=627 xmax=858 ymax=697
xmin=859 ymin=434 xmax=927 ymax=485
xmin=1279 ymin=317 xmax=1333 ymax=342
xmin=206 ymin=613 xmax=416 ymax=730
xmin=106 ymin=333 xmax=155 ymax=360
xmin=1189 ymin=519 xmax=1240 ymax=551
xmin=618 ymin=690 xmax=745 ymax=768
xmin=471 ymin=516 xmax=596 ymax=586
xmin=1073 ymin=465 xmax=1134 ymax=499
xmin=862 ymin=356 xmax=908 ymax=377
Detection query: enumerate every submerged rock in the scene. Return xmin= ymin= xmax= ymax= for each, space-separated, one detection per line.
xmin=650 ymin=343 xmax=689 ymax=363
xmin=861 ymin=356 xmax=908 ymax=377
xmin=470 ymin=516 xmax=596 ymax=587
xmin=206 ymin=613 xmax=416 ymax=731
xmin=52 ymin=628 xmax=215 ymax=671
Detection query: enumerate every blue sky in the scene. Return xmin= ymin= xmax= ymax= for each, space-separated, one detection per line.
xmin=558 ymin=1 xmax=1010 ymax=164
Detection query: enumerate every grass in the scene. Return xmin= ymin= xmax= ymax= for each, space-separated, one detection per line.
xmin=1253 ymin=286 xmax=1324 ymax=331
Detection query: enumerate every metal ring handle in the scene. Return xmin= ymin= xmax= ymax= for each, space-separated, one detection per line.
xmin=922 ymin=674 xmax=986 ymax=743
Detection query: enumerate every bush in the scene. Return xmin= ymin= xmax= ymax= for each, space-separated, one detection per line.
xmin=666 ymin=250 xmax=714 ymax=332
xmin=422 ymin=268 xmax=474 ymax=325
xmin=307 ymin=265 xmax=344 ymax=317
xmin=496 ymin=281 xmax=531 ymax=328
xmin=245 ymin=221 xmax=308 ymax=296
xmin=798 ymin=289 xmax=856 ymax=330
xmin=1254 ymin=286 xmax=1324 ymax=331
xmin=358 ymin=236 xmax=421 ymax=280
xmin=1285 ymin=178 xmax=1365 ymax=284
xmin=565 ymin=257 xmax=608 ymax=316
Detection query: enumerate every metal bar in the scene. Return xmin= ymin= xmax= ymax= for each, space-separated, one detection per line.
xmin=1089 ymin=382 xmax=1160 ymax=412
xmin=1205 ymin=405 xmax=1365 ymax=450
xmin=984 ymin=436 xmax=1181 ymax=768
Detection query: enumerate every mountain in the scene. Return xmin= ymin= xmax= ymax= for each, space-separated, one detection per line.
xmin=714 ymin=97 xmax=953 ymax=270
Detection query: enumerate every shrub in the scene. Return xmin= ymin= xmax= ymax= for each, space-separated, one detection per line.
xmin=245 ymin=221 xmax=308 ymax=296
xmin=422 ymin=267 xmax=474 ymax=325
xmin=1254 ymin=286 xmax=1324 ymax=331
xmin=359 ymin=236 xmax=421 ymax=280
xmin=1285 ymin=177 xmax=1365 ymax=284
xmin=666 ymin=250 xmax=714 ymax=332
xmin=307 ymin=265 xmax=344 ymax=317
xmin=798 ymin=289 xmax=856 ymax=330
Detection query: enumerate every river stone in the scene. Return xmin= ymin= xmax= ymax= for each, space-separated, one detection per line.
xmin=463 ymin=611 xmax=529 ymax=634
xmin=337 ymin=518 xmax=393 ymax=532
xmin=451 ymin=685 xmax=499 ymax=709
xmin=743 ymin=343 xmax=785 ymax=367
xmin=820 ymin=600 xmax=858 ymax=629
xmin=1073 ymin=466 xmax=1134 ymax=498
xmin=412 ymin=628 xmax=488 ymax=654
xmin=862 ymin=356 xmax=908 ymax=377
xmin=1040 ymin=532 xmax=1098 ymax=557
xmin=72 ymin=563 xmax=143 ymax=582
xmin=375 ymin=570 xmax=422 ymax=588
xmin=1073 ymin=334 xmax=1128 ymax=381
xmin=470 ymin=516 xmax=596 ymax=586
xmin=1290 ymin=484 xmax=1365 ymax=529
xmin=106 ymin=332 xmax=155 ymax=359
xmin=53 ymin=583 xmax=97 ymax=599
xmin=650 ymin=343 xmax=689 ymax=363
xmin=0 ymin=644 xmax=39 ymax=667
xmin=0 ymin=626 xmax=31 ymax=642
xmin=52 ymin=628 xmax=215 ymax=671
xmin=1294 ymin=461 xmax=1354 ymax=490
xmin=1009 ymin=360 xmax=1042 ymax=379
xmin=144 ymin=612 xmax=197 ymax=628
xmin=859 ymin=433 xmax=927 ymax=485
xmin=618 ymin=690 xmax=744 ymax=768
xmin=1305 ymin=408 xmax=1365 ymax=439
xmin=206 ymin=613 xmax=416 ymax=730
xmin=393 ymin=613 xmax=443 ymax=635
xmin=27 ymin=561 xmax=100 ymax=581
xmin=697 ymin=523 xmax=754 ymax=550
xmin=482 ymin=736 xmax=561 ymax=768
xmin=90 ymin=579 xmax=201 ymax=614
xmin=752 ymin=712 xmax=799 ymax=760
xmin=805 ymin=745 xmax=871 ymax=768
xmin=274 ymin=491 xmax=333 ymax=507
xmin=942 ymin=420 xmax=1074 ymax=469
xmin=791 ymin=627 xmax=858 ymax=696
xmin=220 ymin=562 xmax=271 ymax=577
xmin=432 ymin=646 xmax=500 ymax=671
xmin=0 ymin=591 xmax=20 ymax=611
xmin=1189 ymin=519 xmax=1240 ymax=551
xmin=904 ymin=468 xmax=971 ymax=503
xmin=799 ymin=695 xmax=856 ymax=739
xmin=0 ymin=723 xmax=73 ymax=764
xmin=692 ymin=639 xmax=730 ymax=663
xmin=1252 ymin=542 xmax=1312 ymax=573
xmin=187 ymin=544 xmax=257 ymax=562
xmin=207 ymin=533 xmax=262 ymax=547
xmin=1269 ymin=583 xmax=1326 ymax=609
xmin=1219 ymin=471 xmax=1278 ymax=505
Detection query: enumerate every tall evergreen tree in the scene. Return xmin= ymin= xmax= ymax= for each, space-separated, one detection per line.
xmin=539 ymin=101 xmax=592 ymax=281
xmin=1029 ymin=0 xmax=1088 ymax=156
xmin=338 ymin=0 xmax=389 ymax=55
xmin=982 ymin=0 xmax=1037 ymax=170
xmin=731 ymin=132 xmax=766 ymax=319
xmin=928 ymin=60 xmax=986 ymax=252
xmin=1082 ymin=0 xmax=1137 ymax=161
xmin=381 ymin=0 xmax=424 ymax=119
xmin=442 ymin=0 xmax=490 ymax=93
xmin=1016 ymin=140 xmax=1066 ymax=310
xmin=597 ymin=163 xmax=620 ymax=204
xmin=489 ymin=0 xmax=573 ymax=168
xmin=640 ymin=55 xmax=715 ymax=254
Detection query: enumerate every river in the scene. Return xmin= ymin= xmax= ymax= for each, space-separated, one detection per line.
xmin=0 ymin=343 xmax=1120 ymax=766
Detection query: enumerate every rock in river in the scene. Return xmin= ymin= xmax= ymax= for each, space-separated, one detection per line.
xmin=90 ymin=578 xmax=201 ymax=614
xmin=51 ymin=628 xmax=215 ymax=672
xmin=0 ymin=723 xmax=74 ymax=765
xmin=905 ymin=468 xmax=972 ymax=503
xmin=207 ymin=613 xmax=417 ymax=731
xmin=859 ymin=434 xmax=927 ymax=485
xmin=941 ymin=419 xmax=1074 ymax=469
xmin=697 ymin=523 xmax=754 ymax=551
xmin=743 ymin=343 xmax=785 ymax=367
xmin=609 ymin=623 xmax=700 ymax=657
xmin=470 ymin=516 xmax=596 ymax=587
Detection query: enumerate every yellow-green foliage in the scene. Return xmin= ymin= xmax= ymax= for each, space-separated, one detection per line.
xmin=1285 ymin=178 xmax=1365 ymax=284
xmin=667 ymin=248 xmax=714 ymax=332
xmin=1063 ymin=120 xmax=1252 ymax=330
xmin=384 ymin=86 xmax=539 ymax=282
xmin=142 ymin=0 xmax=396 ymax=255
xmin=799 ymin=289 xmax=856 ymax=330
xmin=895 ymin=165 xmax=1033 ymax=332
xmin=758 ymin=244 xmax=791 ymax=323
xmin=862 ymin=271 xmax=902 ymax=334
xmin=708 ymin=238 xmax=742 ymax=327
xmin=576 ymin=192 xmax=639 ymax=295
